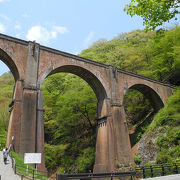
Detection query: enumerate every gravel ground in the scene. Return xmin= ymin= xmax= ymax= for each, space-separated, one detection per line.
xmin=0 ymin=151 xmax=21 ymax=180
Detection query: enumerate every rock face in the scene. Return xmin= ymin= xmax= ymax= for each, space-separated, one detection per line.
xmin=138 ymin=130 xmax=158 ymax=165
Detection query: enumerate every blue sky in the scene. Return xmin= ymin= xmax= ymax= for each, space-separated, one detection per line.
xmin=0 ymin=0 xmax=178 ymax=76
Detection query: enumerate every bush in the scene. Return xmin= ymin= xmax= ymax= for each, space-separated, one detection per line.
xmin=45 ymin=143 xmax=67 ymax=171
xmin=134 ymin=155 xmax=142 ymax=165
xmin=77 ymin=147 xmax=95 ymax=172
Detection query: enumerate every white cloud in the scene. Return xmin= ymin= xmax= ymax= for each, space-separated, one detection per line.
xmin=52 ymin=26 xmax=68 ymax=34
xmin=0 ymin=14 xmax=10 ymax=21
xmin=22 ymin=13 xmax=30 ymax=18
xmin=14 ymin=24 xmax=21 ymax=30
xmin=26 ymin=25 xmax=68 ymax=44
xmin=0 ymin=0 xmax=10 ymax=2
xmin=0 ymin=22 xmax=6 ymax=33
xmin=83 ymin=31 xmax=94 ymax=47
xmin=26 ymin=26 xmax=52 ymax=43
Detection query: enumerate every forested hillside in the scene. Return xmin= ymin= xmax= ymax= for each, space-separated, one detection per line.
xmin=41 ymin=26 xmax=180 ymax=173
xmin=0 ymin=26 xmax=179 ymax=175
xmin=0 ymin=72 xmax=14 ymax=150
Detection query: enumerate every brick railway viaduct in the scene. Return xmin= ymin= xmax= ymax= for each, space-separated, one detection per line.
xmin=0 ymin=33 xmax=174 ymax=172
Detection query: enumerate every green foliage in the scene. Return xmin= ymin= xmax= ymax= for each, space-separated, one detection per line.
xmin=77 ymin=147 xmax=95 ymax=172
xmin=80 ymin=27 xmax=180 ymax=85
xmin=10 ymin=151 xmax=29 ymax=169
xmin=0 ymin=129 xmax=7 ymax=150
xmin=42 ymin=27 xmax=180 ymax=173
xmin=147 ymin=27 xmax=180 ymax=84
xmin=124 ymin=90 xmax=152 ymax=126
xmin=124 ymin=0 xmax=179 ymax=30
xmin=140 ymin=162 xmax=176 ymax=178
xmin=134 ymin=154 xmax=142 ymax=165
xmin=155 ymin=128 xmax=180 ymax=164
xmin=150 ymin=88 xmax=180 ymax=130
xmin=0 ymin=72 xmax=14 ymax=150
xmin=45 ymin=143 xmax=67 ymax=171
xmin=0 ymin=72 xmax=14 ymax=131
xmin=80 ymin=30 xmax=153 ymax=74
xmin=147 ymin=88 xmax=180 ymax=164
xmin=42 ymin=73 xmax=97 ymax=173
xmin=1 ymin=26 xmax=180 ymax=174
xmin=123 ymin=89 xmax=154 ymax=145
xmin=10 ymin=151 xmax=48 ymax=179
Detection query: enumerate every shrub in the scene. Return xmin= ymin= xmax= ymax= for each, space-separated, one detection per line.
xmin=134 ymin=155 xmax=142 ymax=165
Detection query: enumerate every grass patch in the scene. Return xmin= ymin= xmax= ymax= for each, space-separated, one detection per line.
xmin=0 ymin=129 xmax=6 ymax=150
xmin=10 ymin=151 xmax=48 ymax=179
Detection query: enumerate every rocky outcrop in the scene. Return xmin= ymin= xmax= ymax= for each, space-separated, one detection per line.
xmin=138 ymin=129 xmax=158 ymax=164
xmin=137 ymin=127 xmax=168 ymax=165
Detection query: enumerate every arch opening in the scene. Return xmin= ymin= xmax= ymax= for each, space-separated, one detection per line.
xmin=41 ymin=66 xmax=108 ymax=174
xmin=0 ymin=49 xmax=19 ymax=81
xmin=43 ymin=65 xmax=108 ymax=117
xmin=47 ymin=65 xmax=107 ymax=101
xmin=123 ymin=84 xmax=164 ymax=150
xmin=129 ymin=84 xmax=164 ymax=112
xmin=0 ymin=62 xmax=15 ymax=150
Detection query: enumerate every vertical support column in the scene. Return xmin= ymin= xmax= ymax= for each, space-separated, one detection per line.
xmin=6 ymin=79 xmax=23 ymax=153
xmin=94 ymin=98 xmax=111 ymax=173
xmin=20 ymin=88 xmax=37 ymax=154
xmin=94 ymin=66 xmax=133 ymax=174
xmin=19 ymin=41 xmax=40 ymax=156
xmin=111 ymin=104 xmax=133 ymax=167
xmin=94 ymin=116 xmax=108 ymax=172
xmin=109 ymin=66 xmax=133 ymax=169
xmin=36 ymin=89 xmax=46 ymax=172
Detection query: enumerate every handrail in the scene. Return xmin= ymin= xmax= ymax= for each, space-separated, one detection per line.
xmin=136 ymin=163 xmax=180 ymax=179
xmin=8 ymin=152 xmax=18 ymax=178
xmin=9 ymin=151 xmax=48 ymax=179
xmin=57 ymin=163 xmax=180 ymax=180
xmin=9 ymin=150 xmax=180 ymax=180
xmin=57 ymin=171 xmax=136 ymax=179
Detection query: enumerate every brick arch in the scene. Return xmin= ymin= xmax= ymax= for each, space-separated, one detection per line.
xmin=0 ymin=48 xmax=19 ymax=81
xmin=0 ymin=34 xmax=174 ymax=173
xmin=40 ymin=65 xmax=108 ymax=101
xmin=127 ymin=84 xmax=164 ymax=112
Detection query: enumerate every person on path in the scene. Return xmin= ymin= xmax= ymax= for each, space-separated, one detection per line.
xmin=3 ymin=147 xmax=9 ymax=164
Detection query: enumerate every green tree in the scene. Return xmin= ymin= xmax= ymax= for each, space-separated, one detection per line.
xmin=124 ymin=0 xmax=180 ymax=30
xmin=149 ymin=88 xmax=180 ymax=164
xmin=42 ymin=73 xmax=97 ymax=172
xmin=147 ymin=26 xmax=180 ymax=84
xmin=0 ymin=72 xmax=14 ymax=149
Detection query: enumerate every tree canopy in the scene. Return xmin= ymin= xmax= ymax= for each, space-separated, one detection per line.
xmin=124 ymin=0 xmax=180 ymax=30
